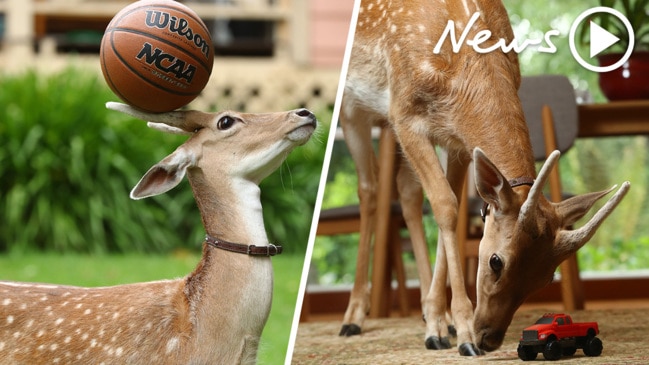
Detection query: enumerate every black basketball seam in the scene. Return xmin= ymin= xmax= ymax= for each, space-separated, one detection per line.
xmin=101 ymin=38 xmax=139 ymax=107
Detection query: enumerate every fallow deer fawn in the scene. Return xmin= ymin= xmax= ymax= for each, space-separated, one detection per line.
xmin=338 ymin=0 xmax=629 ymax=355
xmin=0 ymin=102 xmax=317 ymax=364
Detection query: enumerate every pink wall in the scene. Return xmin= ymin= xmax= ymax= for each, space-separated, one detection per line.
xmin=310 ymin=0 xmax=355 ymax=68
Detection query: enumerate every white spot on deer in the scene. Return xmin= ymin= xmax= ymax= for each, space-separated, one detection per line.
xmin=64 ymin=336 xmax=71 ymax=344
xmin=81 ymin=333 xmax=89 ymax=341
xmin=55 ymin=318 xmax=64 ymax=326
xmin=19 ymin=303 xmax=26 ymax=310
xmin=112 ymin=312 xmax=119 ymax=320
xmin=40 ymin=296 xmax=48 ymax=301
xmin=84 ymin=309 xmax=91 ymax=315
xmin=90 ymin=339 xmax=97 ymax=348
xmin=50 ymin=344 xmax=58 ymax=351
xmin=419 ymin=60 xmax=436 ymax=75
xmin=0 ymin=342 xmax=5 ymax=351
xmin=26 ymin=319 xmax=34 ymax=328
xmin=37 ymin=330 xmax=45 ymax=337
xmin=12 ymin=332 xmax=20 ymax=338
xmin=6 ymin=315 xmax=14 ymax=324
xmin=166 ymin=337 xmax=179 ymax=354
xmin=2 ymin=298 xmax=11 ymax=305
xmin=390 ymin=24 xmax=397 ymax=33
xmin=116 ymin=347 xmax=123 ymax=356
xmin=408 ymin=117 xmax=432 ymax=136
xmin=75 ymin=303 xmax=83 ymax=309
xmin=53 ymin=359 xmax=60 ymax=364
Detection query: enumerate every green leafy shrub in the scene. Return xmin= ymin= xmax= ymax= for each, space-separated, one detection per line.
xmin=0 ymin=68 xmax=326 ymax=254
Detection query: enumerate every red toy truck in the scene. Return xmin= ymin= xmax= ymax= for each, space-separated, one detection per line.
xmin=517 ymin=313 xmax=602 ymax=361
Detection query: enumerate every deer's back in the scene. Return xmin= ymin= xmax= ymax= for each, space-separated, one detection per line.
xmin=0 ymin=279 xmax=194 ymax=364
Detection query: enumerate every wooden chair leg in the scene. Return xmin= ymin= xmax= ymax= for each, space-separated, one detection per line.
xmin=370 ymin=128 xmax=397 ymax=318
xmin=389 ymin=220 xmax=410 ymax=317
xmin=542 ymin=105 xmax=585 ymax=310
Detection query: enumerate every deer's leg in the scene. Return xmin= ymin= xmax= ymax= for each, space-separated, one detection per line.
xmin=338 ymin=113 xmax=378 ymax=336
xmin=395 ymin=157 xmax=432 ymax=311
xmin=392 ymin=120 xmax=480 ymax=355
xmin=443 ymin=152 xmax=482 ymax=355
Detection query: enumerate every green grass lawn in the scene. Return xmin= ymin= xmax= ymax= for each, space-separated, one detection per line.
xmin=0 ymin=251 xmax=305 ymax=364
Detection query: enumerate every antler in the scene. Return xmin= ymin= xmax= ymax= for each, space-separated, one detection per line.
xmin=555 ymin=181 xmax=631 ymax=253
xmin=106 ymin=102 xmax=209 ymax=134
xmin=519 ymin=150 xmax=560 ymax=229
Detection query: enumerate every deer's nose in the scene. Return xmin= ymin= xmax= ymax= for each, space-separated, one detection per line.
xmin=295 ymin=108 xmax=315 ymax=119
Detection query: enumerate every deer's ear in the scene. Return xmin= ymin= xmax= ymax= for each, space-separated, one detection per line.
xmin=130 ymin=147 xmax=196 ymax=200
xmin=554 ymin=187 xmax=617 ymax=228
xmin=473 ymin=148 xmax=515 ymax=214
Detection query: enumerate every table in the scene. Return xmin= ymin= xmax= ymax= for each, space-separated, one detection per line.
xmin=578 ymin=100 xmax=649 ymax=137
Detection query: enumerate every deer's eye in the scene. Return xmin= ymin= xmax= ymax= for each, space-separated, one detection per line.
xmin=489 ymin=254 xmax=504 ymax=275
xmin=217 ymin=116 xmax=236 ymax=130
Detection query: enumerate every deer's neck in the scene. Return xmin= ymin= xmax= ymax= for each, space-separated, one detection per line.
xmin=189 ymin=171 xmax=269 ymax=246
xmin=182 ymin=171 xmax=273 ymax=361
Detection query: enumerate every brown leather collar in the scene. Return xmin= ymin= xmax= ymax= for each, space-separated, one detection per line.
xmin=204 ymin=235 xmax=283 ymax=257
xmin=480 ymin=177 xmax=535 ymax=222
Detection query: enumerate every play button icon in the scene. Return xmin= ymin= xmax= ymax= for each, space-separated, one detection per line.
xmin=589 ymin=21 xmax=620 ymax=58
xmin=569 ymin=7 xmax=635 ymax=72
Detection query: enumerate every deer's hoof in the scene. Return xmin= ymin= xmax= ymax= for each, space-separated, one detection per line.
xmin=425 ymin=336 xmax=452 ymax=350
xmin=339 ymin=324 xmax=361 ymax=337
xmin=448 ymin=324 xmax=457 ymax=337
xmin=459 ymin=343 xmax=485 ymax=356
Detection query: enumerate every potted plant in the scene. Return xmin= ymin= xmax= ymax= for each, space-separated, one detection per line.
xmin=581 ymin=0 xmax=649 ymax=100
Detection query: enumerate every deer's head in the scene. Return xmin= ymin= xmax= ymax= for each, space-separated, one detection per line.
xmin=471 ymin=148 xmax=629 ymax=352
xmin=106 ymin=102 xmax=317 ymax=199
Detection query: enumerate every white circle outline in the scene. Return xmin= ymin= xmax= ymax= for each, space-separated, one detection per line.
xmin=568 ymin=6 xmax=635 ymax=73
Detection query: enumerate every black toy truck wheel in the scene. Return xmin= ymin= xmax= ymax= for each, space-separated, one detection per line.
xmin=562 ymin=346 xmax=577 ymax=356
xmin=583 ymin=336 xmax=603 ymax=357
xmin=517 ymin=344 xmax=537 ymax=361
xmin=543 ymin=339 xmax=562 ymax=361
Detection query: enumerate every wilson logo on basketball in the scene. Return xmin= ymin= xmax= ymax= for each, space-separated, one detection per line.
xmin=136 ymin=42 xmax=196 ymax=84
xmin=145 ymin=10 xmax=210 ymax=59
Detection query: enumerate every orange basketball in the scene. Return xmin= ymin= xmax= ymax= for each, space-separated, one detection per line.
xmin=100 ymin=0 xmax=213 ymax=112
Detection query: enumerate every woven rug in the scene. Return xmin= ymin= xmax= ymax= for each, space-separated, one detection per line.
xmin=292 ymin=308 xmax=649 ymax=364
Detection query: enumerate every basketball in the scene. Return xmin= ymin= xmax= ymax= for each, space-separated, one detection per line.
xmin=100 ymin=0 xmax=214 ymax=113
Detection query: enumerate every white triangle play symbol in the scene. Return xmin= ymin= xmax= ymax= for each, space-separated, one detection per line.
xmin=590 ymin=21 xmax=620 ymax=58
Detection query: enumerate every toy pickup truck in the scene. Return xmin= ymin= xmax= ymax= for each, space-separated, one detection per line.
xmin=517 ymin=313 xmax=602 ymax=361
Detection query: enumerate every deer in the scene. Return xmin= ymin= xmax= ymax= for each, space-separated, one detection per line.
xmin=0 ymin=102 xmax=317 ymax=364
xmin=337 ymin=0 xmax=630 ymax=356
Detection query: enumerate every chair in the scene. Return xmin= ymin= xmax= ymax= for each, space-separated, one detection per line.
xmin=314 ymin=128 xmax=414 ymax=319
xmin=459 ymin=75 xmax=583 ymax=310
